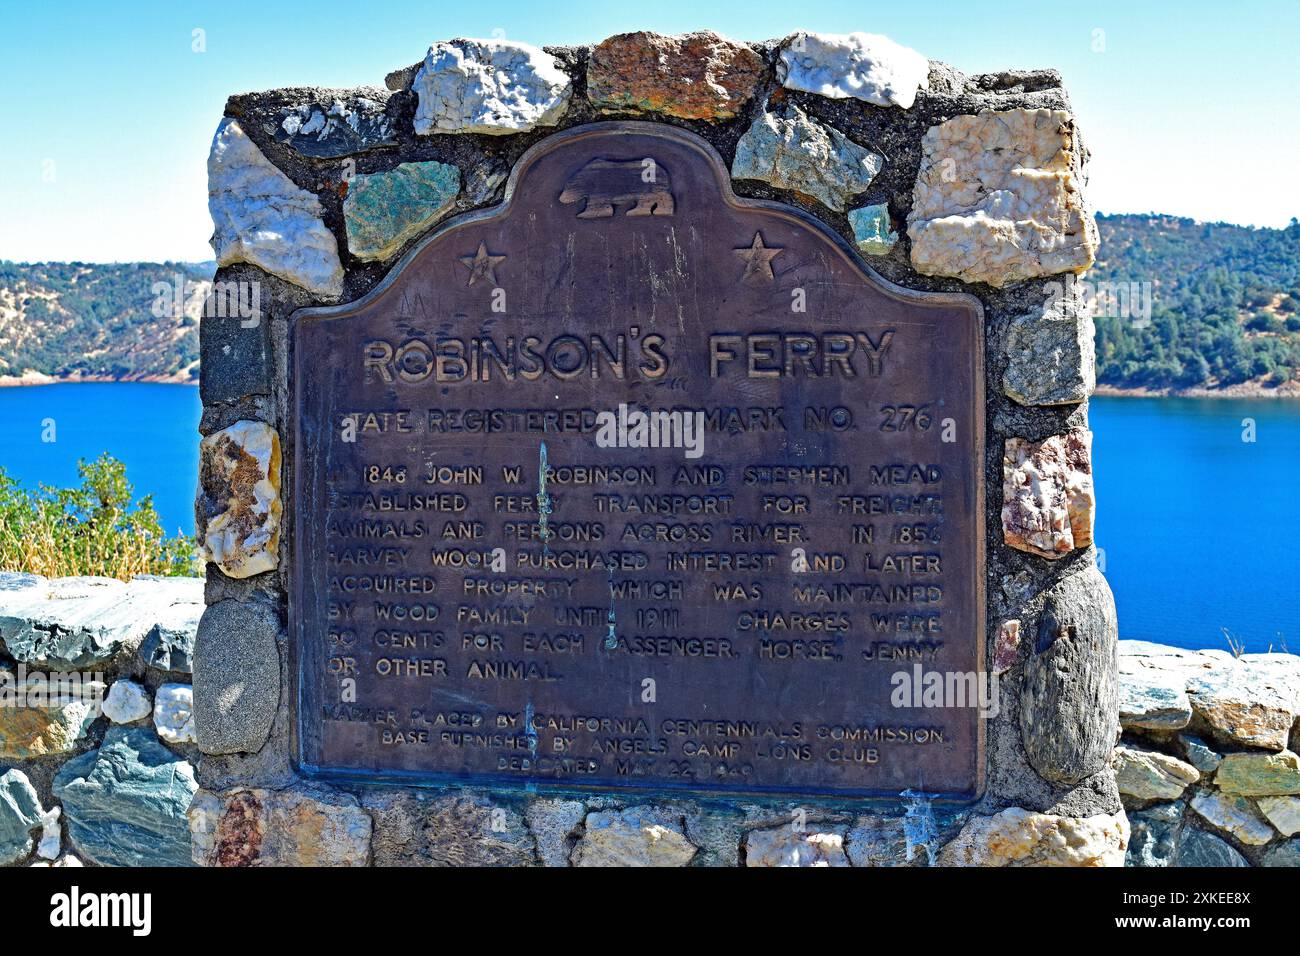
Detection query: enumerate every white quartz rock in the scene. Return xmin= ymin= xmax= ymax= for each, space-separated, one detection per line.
xmin=412 ymin=38 xmax=571 ymax=135
xmin=153 ymin=683 xmax=196 ymax=745
xmin=778 ymin=31 xmax=930 ymax=108
xmin=37 ymin=807 xmax=61 ymax=860
xmin=102 ymin=680 xmax=153 ymax=724
xmin=207 ymin=118 xmax=343 ymax=297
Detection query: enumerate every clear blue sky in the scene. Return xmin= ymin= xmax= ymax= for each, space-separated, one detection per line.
xmin=1 ymin=0 xmax=1296 ymax=262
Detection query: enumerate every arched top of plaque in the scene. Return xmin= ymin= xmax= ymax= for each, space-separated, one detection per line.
xmin=293 ymin=121 xmax=983 ymax=328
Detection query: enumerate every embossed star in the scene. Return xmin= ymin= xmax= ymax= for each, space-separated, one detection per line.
xmin=734 ymin=232 xmax=783 ymax=281
xmin=459 ymin=241 xmax=506 ymax=286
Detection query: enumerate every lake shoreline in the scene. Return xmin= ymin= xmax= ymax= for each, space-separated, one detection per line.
xmin=0 ymin=372 xmax=197 ymax=388
xmin=1095 ymin=382 xmax=1300 ymax=399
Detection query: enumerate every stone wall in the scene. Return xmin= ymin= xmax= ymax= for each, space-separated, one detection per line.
xmin=1118 ymin=641 xmax=1300 ymax=866
xmin=187 ymin=29 xmax=1123 ymax=867
xmin=0 ymin=573 xmax=203 ymax=867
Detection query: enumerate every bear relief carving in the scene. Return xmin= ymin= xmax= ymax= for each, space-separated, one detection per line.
xmin=558 ymin=157 xmax=675 ymax=218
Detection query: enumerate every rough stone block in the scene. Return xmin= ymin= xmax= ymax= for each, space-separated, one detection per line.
xmin=1019 ymin=565 xmax=1118 ymax=784
xmin=587 ymin=31 xmax=764 ymax=120
xmin=777 ymin=31 xmax=930 ymax=108
xmin=909 ymin=108 xmax=1097 ymax=287
xmin=197 ymin=420 xmax=282 ymax=579
xmin=54 ymin=726 xmax=197 ymax=867
xmin=744 ymin=824 xmax=849 ymax=867
xmin=343 ymin=161 xmax=461 ymax=261
xmin=938 ymin=807 xmax=1129 ymax=866
xmin=193 ymin=599 xmax=281 ymax=756
xmin=208 ymin=118 xmax=343 ymax=297
xmin=190 ymin=785 xmax=371 ymax=866
xmin=1111 ymin=745 xmax=1199 ymax=801
xmin=572 ymin=807 xmax=697 ymax=867
xmin=1002 ymin=429 xmax=1094 ymax=559
xmin=1003 ymin=283 xmax=1096 ymax=406
xmin=848 ymin=203 xmax=898 ymax=255
xmin=412 ymin=39 xmax=570 ymax=135
xmin=731 ymin=103 xmax=883 ymax=212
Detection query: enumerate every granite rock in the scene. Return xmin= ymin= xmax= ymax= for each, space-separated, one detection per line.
xmin=1119 ymin=660 xmax=1193 ymax=731
xmin=848 ymin=203 xmax=898 ymax=256
xmin=1002 ymin=430 xmax=1094 ymax=558
xmin=412 ymin=39 xmax=570 ymax=135
xmin=1214 ymin=750 xmax=1300 ymax=796
xmin=1112 ymin=745 xmax=1199 ymax=801
xmin=190 ymin=785 xmax=370 ymax=866
xmin=197 ymin=420 xmax=282 ymax=579
xmin=1003 ymin=284 xmax=1096 ymax=406
xmin=0 ymin=769 xmax=44 ymax=865
xmin=193 ymin=599 xmax=281 ymax=756
xmin=572 ymin=807 xmax=697 ymax=867
xmin=744 ymin=824 xmax=850 ymax=867
xmin=587 ymin=31 xmax=764 ymax=121
xmin=207 ymin=118 xmax=343 ymax=297
xmin=422 ymin=794 xmax=535 ymax=867
xmin=731 ymin=103 xmax=883 ymax=212
xmin=938 ymin=808 xmax=1129 ymax=867
xmin=1019 ymin=565 xmax=1118 ymax=784
xmin=777 ymin=31 xmax=930 ymax=109
xmin=1189 ymin=791 xmax=1275 ymax=846
xmin=909 ymin=108 xmax=1097 ymax=287
xmin=54 ymin=725 xmax=197 ymax=867
xmin=526 ymin=798 xmax=586 ymax=867
xmin=343 ymin=161 xmax=461 ymax=261
xmin=102 ymin=679 xmax=152 ymax=724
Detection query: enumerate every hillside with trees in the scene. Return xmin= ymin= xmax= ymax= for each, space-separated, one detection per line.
xmin=0 ymin=261 xmax=208 ymax=384
xmin=1091 ymin=214 xmax=1300 ymax=392
xmin=1 ymin=214 xmax=1298 ymax=393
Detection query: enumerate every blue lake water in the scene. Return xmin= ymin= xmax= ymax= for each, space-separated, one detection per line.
xmin=0 ymin=385 xmax=1295 ymax=653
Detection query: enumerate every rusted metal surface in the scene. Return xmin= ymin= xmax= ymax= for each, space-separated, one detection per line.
xmin=292 ymin=122 xmax=985 ymax=799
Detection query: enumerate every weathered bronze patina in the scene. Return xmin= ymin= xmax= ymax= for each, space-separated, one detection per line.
xmin=293 ymin=122 xmax=985 ymax=799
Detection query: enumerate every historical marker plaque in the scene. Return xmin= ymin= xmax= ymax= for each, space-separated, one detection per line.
xmin=293 ymin=123 xmax=985 ymax=799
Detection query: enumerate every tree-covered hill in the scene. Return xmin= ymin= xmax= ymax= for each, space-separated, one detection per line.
xmin=1091 ymin=214 xmax=1300 ymax=391
xmin=0 ymin=262 xmax=209 ymax=384
xmin=1 ymin=214 xmax=1298 ymax=392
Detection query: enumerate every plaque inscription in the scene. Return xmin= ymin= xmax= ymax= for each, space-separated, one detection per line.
xmin=293 ymin=122 xmax=985 ymax=799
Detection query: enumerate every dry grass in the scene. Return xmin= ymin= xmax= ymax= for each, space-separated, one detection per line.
xmin=0 ymin=454 xmax=195 ymax=580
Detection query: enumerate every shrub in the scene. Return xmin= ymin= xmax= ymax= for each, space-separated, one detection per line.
xmin=0 ymin=453 xmax=196 ymax=579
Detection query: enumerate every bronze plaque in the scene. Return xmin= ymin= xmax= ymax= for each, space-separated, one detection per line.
xmin=293 ymin=122 xmax=985 ymax=799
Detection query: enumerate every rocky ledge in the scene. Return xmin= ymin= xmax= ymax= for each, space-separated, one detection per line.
xmin=0 ymin=572 xmax=203 ymax=867
xmin=1118 ymin=640 xmax=1300 ymax=867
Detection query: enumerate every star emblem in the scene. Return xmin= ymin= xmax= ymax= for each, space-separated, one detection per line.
xmin=734 ymin=232 xmax=783 ymax=281
xmin=459 ymin=242 xmax=506 ymax=286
